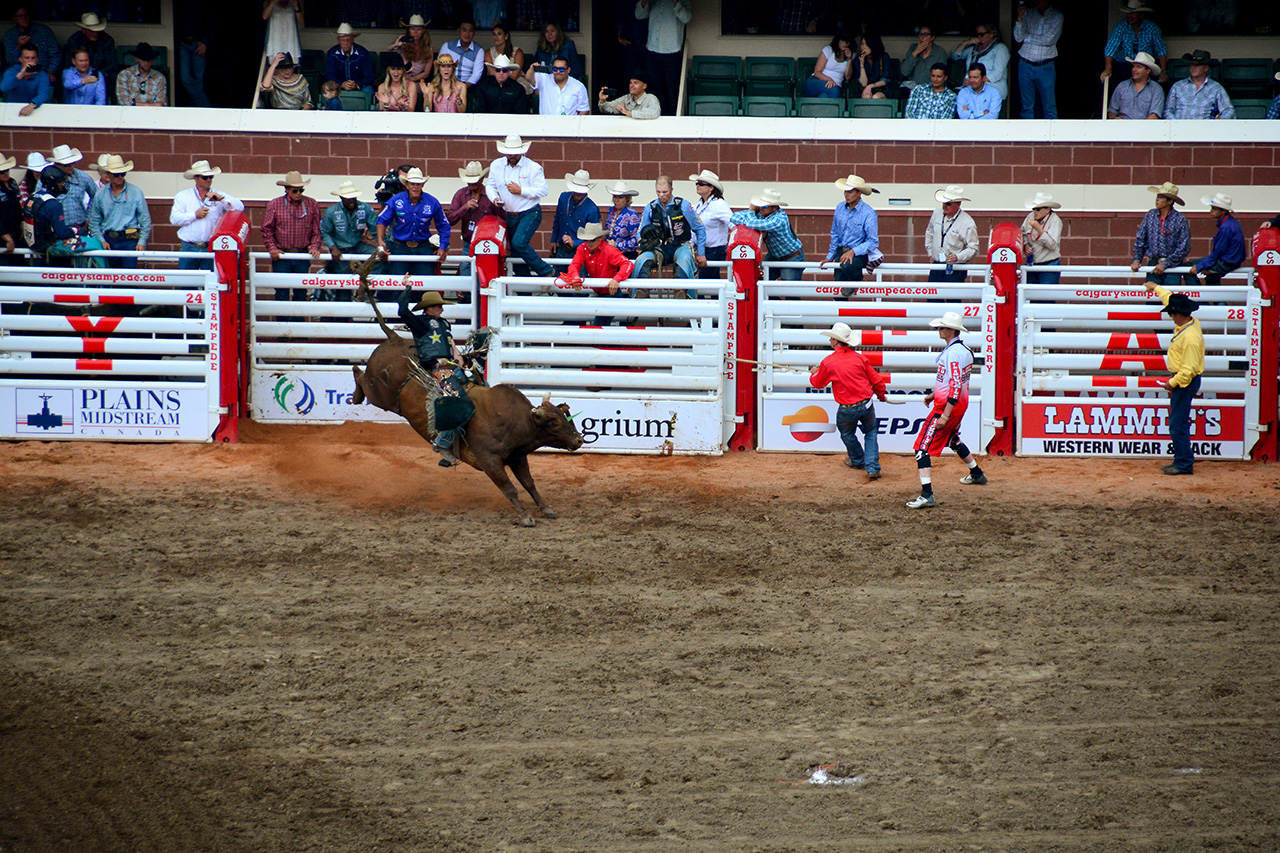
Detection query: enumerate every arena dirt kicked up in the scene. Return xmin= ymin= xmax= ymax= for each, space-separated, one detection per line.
xmin=2 ymin=420 xmax=1278 ymax=852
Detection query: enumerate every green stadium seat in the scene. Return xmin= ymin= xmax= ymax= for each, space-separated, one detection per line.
xmin=744 ymin=56 xmax=795 ymax=98
xmin=1220 ymin=58 xmax=1274 ymax=98
xmin=299 ymin=49 xmax=326 ymax=75
xmin=794 ymin=97 xmax=844 ymax=118
xmin=688 ymin=55 xmax=741 ymax=97
xmin=848 ymin=98 xmax=897 ymax=119
xmin=742 ymin=95 xmax=791 ymax=117
xmin=338 ymin=90 xmax=373 ymax=111
xmin=687 ymin=95 xmax=739 ymax=116
xmin=1231 ymin=98 xmax=1272 ymax=119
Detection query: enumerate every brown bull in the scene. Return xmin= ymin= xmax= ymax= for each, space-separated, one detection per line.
xmin=348 ymin=256 xmax=584 ymax=525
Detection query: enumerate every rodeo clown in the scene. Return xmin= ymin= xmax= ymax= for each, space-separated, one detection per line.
xmin=906 ymin=311 xmax=988 ymax=509
xmin=397 ymin=274 xmax=472 ymax=467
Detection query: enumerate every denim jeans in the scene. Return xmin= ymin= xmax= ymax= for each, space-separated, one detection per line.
xmin=1026 ymin=258 xmax=1060 ymax=284
xmin=768 ymin=251 xmax=806 ymax=281
xmin=1018 ymin=58 xmax=1057 ymax=119
xmin=385 ymin=238 xmax=438 ymax=278
xmin=635 ymin=243 xmax=697 ymax=280
xmin=271 ymin=256 xmax=311 ymax=305
xmin=837 ymin=401 xmax=880 ymax=474
xmin=1145 ymin=271 xmax=1198 ymax=287
xmin=803 ymin=75 xmax=842 ymax=98
xmin=928 ymin=268 xmax=967 ymax=283
xmin=1168 ymin=374 xmax=1199 ymax=473
xmin=834 ymin=255 xmax=868 ymax=282
xmin=102 ymin=234 xmax=139 ymax=269
xmin=507 ymin=207 xmax=554 ymax=277
xmin=178 ymin=40 xmax=210 ymax=107
xmin=698 ymin=244 xmax=726 ymax=280
xmin=179 ymin=240 xmax=213 ymax=271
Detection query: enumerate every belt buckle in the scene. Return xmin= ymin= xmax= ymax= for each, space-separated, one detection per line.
xmin=404 ymin=240 xmax=420 ymax=248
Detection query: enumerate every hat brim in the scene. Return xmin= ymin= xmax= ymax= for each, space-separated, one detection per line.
xmin=1162 ymin=299 xmax=1199 ymax=314
xmin=81 ymin=21 xmax=108 ymax=31
xmin=1125 ymin=55 xmax=1161 ymax=73
xmin=104 ymin=162 xmax=135 ymax=174
xmin=934 ymin=190 xmax=971 ymax=203
xmin=818 ymin=330 xmax=856 ymax=345
xmin=53 ymin=149 xmax=84 ymax=165
xmin=607 ymin=186 xmax=639 ymax=197
xmin=0 ymin=157 xmax=15 ymax=171
xmin=496 ymin=142 xmax=532 ymax=155
xmin=1027 ymin=199 xmax=1062 ymax=209
xmin=688 ymin=173 xmax=723 ymax=192
xmin=1120 ymin=2 xmax=1154 ymax=12
xmin=277 ymin=177 xmax=312 ymax=187
xmin=332 ymin=189 xmax=361 ymax=198
xmin=929 ymin=318 xmax=967 ymax=332
xmin=835 ymin=179 xmax=878 ymax=195
xmin=576 ymin=227 xmax=606 ymax=241
xmin=750 ymin=195 xmax=787 ymax=208
xmin=1201 ymin=196 xmax=1234 ymax=213
xmin=1147 ymin=186 xmax=1185 ymax=206
xmin=1181 ymin=53 xmax=1220 ymax=67
xmin=459 ymin=168 xmax=489 ymax=181
xmin=416 ymin=294 xmax=455 ymax=310
xmin=184 ymin=166 xmax=222 ymax=179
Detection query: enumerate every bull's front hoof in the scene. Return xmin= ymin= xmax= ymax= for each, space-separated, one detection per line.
xmin=519 ymin=517 xmax=536 ymax=527
xmin=540 ymin=507 xmax=557 ymax=518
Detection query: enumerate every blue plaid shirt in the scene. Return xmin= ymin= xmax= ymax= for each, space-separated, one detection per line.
xmin=57 ymin=168 xmax=100 ymax=227
xmin=730 ymin=208 xmax=803 ymax=259
xmin=1103 ymin=18 xmax=1167 ymax=61
xmin=1165 ymin=77 xmax=1235 ymax=120
xmin=1267 ymin=96 xmax=1280 ymax=120
xmin=905 ymin=86 xmax=957 ymax=119
xmin=1133 ymin=208 xmax=1190 ymax=266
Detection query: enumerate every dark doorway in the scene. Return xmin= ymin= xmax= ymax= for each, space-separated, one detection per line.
xmin=1010 ymin=0 xmax=1110 ymax=119
xmin=593 ymin=1 xmax=649 ymax=109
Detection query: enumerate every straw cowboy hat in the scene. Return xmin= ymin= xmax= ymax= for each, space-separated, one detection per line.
xmin=564 ymin=169 xmax=596 ymax=192
xmin=403 ymin=167 xmax=427 ymax=184
xmin=458 ymin=160 xmax=489 ymax=182
xmin=416 ymin=291 xmax=453 ymax=310
xmin=1119 ymin=0 xmax=1154 ymax=13
xmin=0 ymin=154 xmax=15 ymax=172
xmin=604 ymin=180 xmax=639 ymax=197
xmin=89 ymin=153 xmax=113 ymax=173
xmin=403 ymin=14 xmax=429 ymax=27
xmin=51 ymin=144 xmax=83 ymax=165
xmin=688 ymin=169 xmax=723 ymax=192
xmin=99 ymin=154 xmax=134 ymax=174
xmin=1026 ymin=191 xmax=1062 ymax=209
xmin=22 ymin=152 xmax=49 ymax=172
xmin=78 ymin=12 xmax=107 ymax=31
xmin=331 ymin=180 xmax=362 ymax=199
xmin=750 ymin=187 xmax=788 ymax=208
xmin=183 ymin=160 xmax=222 ymax=179
xmin=1147 ymin=181 xmax=1185 ymax=205
xmin=835 ymin=174 xmax=879 ymax=194
xmin=434 ymin=53 xmax=456 ymax=67
xmin=934 ymin=184 xmax=971 ymax=204
xmin=929 ymin=311 xmax=968 ymax=332
xmin=276 ymin=170 xmax=311 ymax=188
xmin=576 ymin=222 xmax=606 ymax=242
xmin=1201 ymin=192 xmax=1234 ymax=213
xmin=485 ymin=53 xmax=520 ymax=71
xmin=1127 ymin=51 xmax=1161 ymax=74
xmin=496 ymin=133 xmax=532 ymax=155
xmin=819 ymin=322 xmax=861 ymax=346
xmin=334 ymin=22 xmax=360 ymax=37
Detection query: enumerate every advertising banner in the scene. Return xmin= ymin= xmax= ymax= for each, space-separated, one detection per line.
xmin=0 ymin=384 xmax=216 ymax=441
xmin=1020 ymin=400 xmax=1247 ymax=458
xmin=760 ymin=395 xmax=983 ymax=455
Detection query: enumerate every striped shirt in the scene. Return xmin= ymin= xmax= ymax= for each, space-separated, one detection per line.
xmin=1013 ymin=6 xmax=1064 ymax=63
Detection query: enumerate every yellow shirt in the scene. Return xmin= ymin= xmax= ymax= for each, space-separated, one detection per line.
xmin=1152 ymin=284 xmax=1205 ymax=387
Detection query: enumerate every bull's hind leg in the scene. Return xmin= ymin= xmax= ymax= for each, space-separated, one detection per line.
xmin=508 ymin=455 xmax=555 ymax=518
xmin=478 ymin=458 xmax=536 ymax=526
xmin=351 ymin=365 xmax=367 ymax=405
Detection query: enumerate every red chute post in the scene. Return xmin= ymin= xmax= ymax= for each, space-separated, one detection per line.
xmin=210 ymin=211 xmax=251 ymax=443
xmin=985 ymin=223 xmax=1022 ymax=456
xmin=471 ymin=215 xmax=507 ymax=332
xmin=1250 ymin=226 xmax=1279 ymax=462
xmin=728 ymin=226 xmax=763 ymax=451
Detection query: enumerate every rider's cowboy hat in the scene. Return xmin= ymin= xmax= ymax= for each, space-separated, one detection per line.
xmin=416 ymin=291 xmax=453 ymax=310
xmin=183 ymin=160 xmax=222 ymax=179
xmin=1147 ymin=181 xmax=1185 ymax=205
xmin=496 ymin=134 xmax=532 ymax=155
xmin=51 ymin=144 xmax=83 ymax=165
xmin=576 ymin=222 xmax=606 ymax=242
xmin=564 ymin=169 xmax=595 ymax=192
xmin=835 ymin=174 xmax=879 ymax=194
xmin=1201 ymin=191 xmax=1234 ymax=213
xmin=934 ymin=184 xmax=971 ymax=204
xmin=331 ymin=180 xmax=362 ymax=199
xmin=402 ymin=167 xmax=427 ymax=184
xmin=930 ymin=311 xmax=968 ymax=332
xmin=819 ymin=322 xmax=861 ymax=346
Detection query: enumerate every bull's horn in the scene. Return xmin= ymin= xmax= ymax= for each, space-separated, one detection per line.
xmin=541 ymin=391 xmax=551 ymax=406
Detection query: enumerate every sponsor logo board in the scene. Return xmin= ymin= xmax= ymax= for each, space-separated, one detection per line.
xmin=0 ymin=384 xmax=214 ymax=440
xmin=761 ymin=396 xmax=982 ymax=454
xmin=1020 ymin=401 xmax=1246 ymax=458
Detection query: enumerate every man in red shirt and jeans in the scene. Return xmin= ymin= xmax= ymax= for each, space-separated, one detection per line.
xmin=809 ymin=322 xmax=888 ymax=480
xmin=558 ymin=222 xmax=634 ymax=325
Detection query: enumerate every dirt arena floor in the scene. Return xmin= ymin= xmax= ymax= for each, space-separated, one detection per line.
xmin=2 ymin=421 xmax=1278 ymax=852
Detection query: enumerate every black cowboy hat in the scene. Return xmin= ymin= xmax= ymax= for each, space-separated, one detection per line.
xmin=1181 ymin=49 xmax=1219 ymax=67
xmin=629 ymin=67 xmax=648 ymax=85
xmin=128 ymin=41 xmax=160 ymax=61
xmin=1163 ymin=293 xmax=1199 ymax=315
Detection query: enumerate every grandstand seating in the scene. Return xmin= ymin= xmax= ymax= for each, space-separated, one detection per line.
xmin=848 ymin=98 xmax=897 ymax=119
xmin=338 ymin=90 xmax=373 ymax=111
xmin=794 ymin=97 xmax=844 ymax=118
xmin=1231 ymin=98 xmax=1272 ymax=119
xmin=1220 ymin=58 xmax=1274 ymax=98
xmin=687 ymin=94 xmax=739 ymax=116
xmin=687 ymin=55 xmax=741 ymax=97
xmin=743 ymin=57 xmax=795 ymax=98
xmin=741 ymin=95 xmax=791 ymax=117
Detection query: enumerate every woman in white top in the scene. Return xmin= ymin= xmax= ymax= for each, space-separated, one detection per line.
xmin=802 ymin=32 xmax=854 ymax=99
xmin=690 ymin=170 xmax=732 ymax=279
xmin=261 ymin=0 xmax=302 ymax=66
xmin=1021 ymin=192 xmax=1063 ymax=284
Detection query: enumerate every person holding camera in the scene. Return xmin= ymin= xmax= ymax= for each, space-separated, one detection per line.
xmin=1 ymin=43 xmax=50 ymax=116
xmin=170 ymin=160 xmax=244 ymax=271
xmin=597 ymin=69 xmax=659 ymax=119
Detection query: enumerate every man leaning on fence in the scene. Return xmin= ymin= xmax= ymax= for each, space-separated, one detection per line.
xmin=1190 ymin=192 xmax=1245 ymax=287
xmin=170 ymin=160 xmax=243 ymax=271
xmin=321 ymin=180 xmax=377 ymax=287
xmin=925 ymin=185 xmax=979 ymax=283
xmin=87 ymin=155 xmax=150 ymax=270
xmin=262 ymin=170 xmax=322 ymax=306
xmin=821 ymin=174 xmax=882 ymax=296
xmin=729 ymin=188 xmax=804 ymax=282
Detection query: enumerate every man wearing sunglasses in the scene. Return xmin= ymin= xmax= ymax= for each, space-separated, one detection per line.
xmin=526 ymin=57 xmax=589 ymax=116
xmin=262 ymin=171 xmax=322 ymax=307
xmin=950 ymin=21 xmax=1008 ymax=99
xmin=171 ymin=160 xmax=243 ymax=271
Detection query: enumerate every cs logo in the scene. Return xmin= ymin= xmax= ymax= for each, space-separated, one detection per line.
xmin=272 ymin=374 xmax=316 ymax=416
xmin=781 ymin=405 xmax=835 ymax=443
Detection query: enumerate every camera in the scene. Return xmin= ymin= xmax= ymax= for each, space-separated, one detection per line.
xmin=601 ymin=87 xmax=617 ymax=99
xmin=374 ymin=169 xmax=404 ymax=204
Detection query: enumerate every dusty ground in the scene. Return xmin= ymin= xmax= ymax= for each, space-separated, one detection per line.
xmin=2 ymin=422 xmax=1278 ymax=852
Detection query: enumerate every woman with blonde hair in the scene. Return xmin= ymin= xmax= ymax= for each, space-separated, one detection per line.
xmin=423 ymin=54 xmax=467 ymax=112
xmin=391 ymin=14 xmax=434 ymax=92
xmin=376 ymin=54 xmax=417 ymax=112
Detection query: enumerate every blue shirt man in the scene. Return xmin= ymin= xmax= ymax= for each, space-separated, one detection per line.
xmin=440 ymin=21 xmax=484 ymax=85
xmin=376 ymin=167 xmax=450 ymax=277
xmin=1191 ymin=195 xmax=1245 ymax=287
xmin=324 ymin=25 xmax=375 ymax=94
xmin=822 ymin=175 xmax=881 ymax=288
xmin=635 ymin=175 xmax=706 ymax=284
xmin=1 ymin=45 xmax=51 ymax=115
xmin=1102 ymin=9 xmax=1168 ymax=82
xmin=956 ymin=63 xmax=1001 ymax=119
xmin=86 ymin=157 xmax=151 ymax=268
xmin=551 ymin=170 xmax=601 ymax=259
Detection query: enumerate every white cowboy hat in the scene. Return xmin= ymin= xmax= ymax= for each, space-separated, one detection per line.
xmin=22 ymin=152 xmax=49 ymax=172
xmin=90 ymin=153 xmax=112 ymax=173
xmin=335 ymin=22 xmax=360 ymax=37
xmin=485 ymin=53 xmax=520 ymax=71
xmin=331 ymin=180 xmax=362 ymax=199
xmin=496 ymin=133 xmax=532 ymax=155
xmin=929 ymin=312 xmax=967 ymax=332
xmin=99 ymin=154 xmax=134 ymax=174
xmin=0 ymin=154 xmax=15 ymax=172
xmin=1201 ymin=192 xmax=1234 ymax=213
xmin=183 ymin=160 xmax=222 ymax=179
xmin=458 ymin=160 xmax=489 ymax=182
xmin=819 ymin=322 xmax=861 ymax=346
xmin=403 ymin=14 xmax=428 ymax=27
xmin=1147 ymin=181 xmax=1185 ymax=206
xmin=1126 ymin=51 xmax=1160 ymax=74
xmin=835 ymin=174 xmax=879 ymax=195
xmin=51 ymin=144 xmax=84 ymax=165
xmin=604 ymin=180 xmax=639 ymax=197
xmin=1026 ymin=191 xmax=1062 ymax=210
xmin=78 ymin=12 xmax=107 ymax=31
xmin=403 ymin=167 xmax=427 ymax=184
xmin=688 ymin=169 xmax=723 ymax=192
xmin=564 ymin=169 xmax=596 ymax=192
xmin=750 ymin=187 xmax=788 ymax=208
xmin=275 ymin=170 xmax=311 ymax=188
xmin=576 ymin=222 xmax=606 ymax=242
xmin=1119 ymin=0 xmax=1154 ymax=12
xmin=934 ymin=184 xmax=971 ymax=203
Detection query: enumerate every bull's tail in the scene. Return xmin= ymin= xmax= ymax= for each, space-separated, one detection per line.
xmin=353 ymin=251 xmax=400 ymax=341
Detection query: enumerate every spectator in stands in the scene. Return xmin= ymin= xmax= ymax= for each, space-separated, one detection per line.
xmin=1131 ymin=181 xmax=1191 ymax=286
xmin=803 ymin=32 xmax=854 ymax=99
xmin=447 ymin=160 xmax=504 ymax=272
xmin=1191 ymin=192 xmax=1245 ymax=287
xmin=49 ymin=144 xmax=98 ymax=233
xmin=905 ymin=63 xmax=957 ymax=119
xmin=1021 ymin=192 xmax=1062 ymax=283
xmin=321 ymin=180 xmax=378 ymax=280
xmin=117 ymin=42 xmax=167 ymax=107
xmin=63 ymin=13 xmax=116 ymax=91
xmin=263 ymin=171 xmax=322 ymax=305
xmin=636 ymin=0 xmax=691 ymax=118
xmin=551 ymin=170 xmax=600 ymax=260
xmin=424 ymin=54 xmax=468 ymax=112
xmin=899 ymin=24 xmax=945 ymax=98
xmin=87 ymin=155 xmax=150 ymax=269
xmin=0 ymin=154 xmax=20 ymax=264
xmin=325 ymin=23 xmax=375 ymax=95
xmin=376 ymin=55 xmax=418 ymax=111
xmin=260 ymin=52 xmax=313 ymax=110
xmin=262 ymin=0 xmax=303 ymax=67
xmin=1102 ymin=1 xmax=1168 ymax=85
xmin=1165 ymin=50 xmax=1234 ymax=120
xmin=1013 ymin=0 xmax=1063 ymax=119
xmin=472 ymin=54 xmax=528 ymax=113
xmin=2 ymin=43 xmax=49 ymax=116
xmin=321 ymin=80 xmax=343 ymax=109
xmin=3 ymin=7 xmax=60 ymax=80
xmin=1269 ymin=72 xmax=1280 ymax=120
xmin=924 ymin=185 xmax=978 ymax=283
xmin=440 ymin=20 xmax=485 ymax=86
xmin=391 ymin=15 xmax=434 ymax=91
xmin=636 ymin=175 xmax=707 ymax=287
xmin=602 ymin=180 xmax=641 ymax=258
xmin=598 ymin=69 xmax=660 ymax=118
xmin=486 ymin=22 xmax=525 ymax=82
xmin=1107 ymin=52 xmax=1164 ymax=120
xmin=171 ymin=160 xmax=244 ymax=271
xmin=486 ymin=134 xmax=554 ymax=277
xmin=527 ymin=57 xmax=589 ymax=115
xmin=951 ymin=21 xmax=1008 ymax=100
xmin=63 ymin=48 xmax=106 ymax=105
xmin=533 ymin=20 xmax=582 ymax=80
xmin=175 ymin=6 xmax=213 ymax=107
xmin=956 ymin=63 xmax=1001 ymax=119
xmin=855 ymin=33 xmax=891 ymax=100
xmin=690 ymin=170 xmax=730 ymax=279
xmin=821 ymin=174 xmax=882 ymax=291
xmin=376 ymin=167 xmax=449 ymax=277
xmin=557 ymin=222 xmax=636 ymax=326
xmin=729 ymin=188 xmax=804 ymax=282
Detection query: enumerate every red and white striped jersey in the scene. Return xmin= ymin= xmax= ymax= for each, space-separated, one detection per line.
xmin=932 ymin=338 xmax=973 ymax=411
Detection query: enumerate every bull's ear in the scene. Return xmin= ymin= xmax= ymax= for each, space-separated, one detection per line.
xmin=531 ymin=408 xmax=555 ymax=426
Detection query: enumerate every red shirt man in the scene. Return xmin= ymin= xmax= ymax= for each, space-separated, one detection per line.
xmin=562 ymin=222 xmax=634 ymax=295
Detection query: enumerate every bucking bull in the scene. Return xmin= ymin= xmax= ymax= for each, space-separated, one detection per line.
xmin=348 ymin=256 xmax=584 ymax=525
